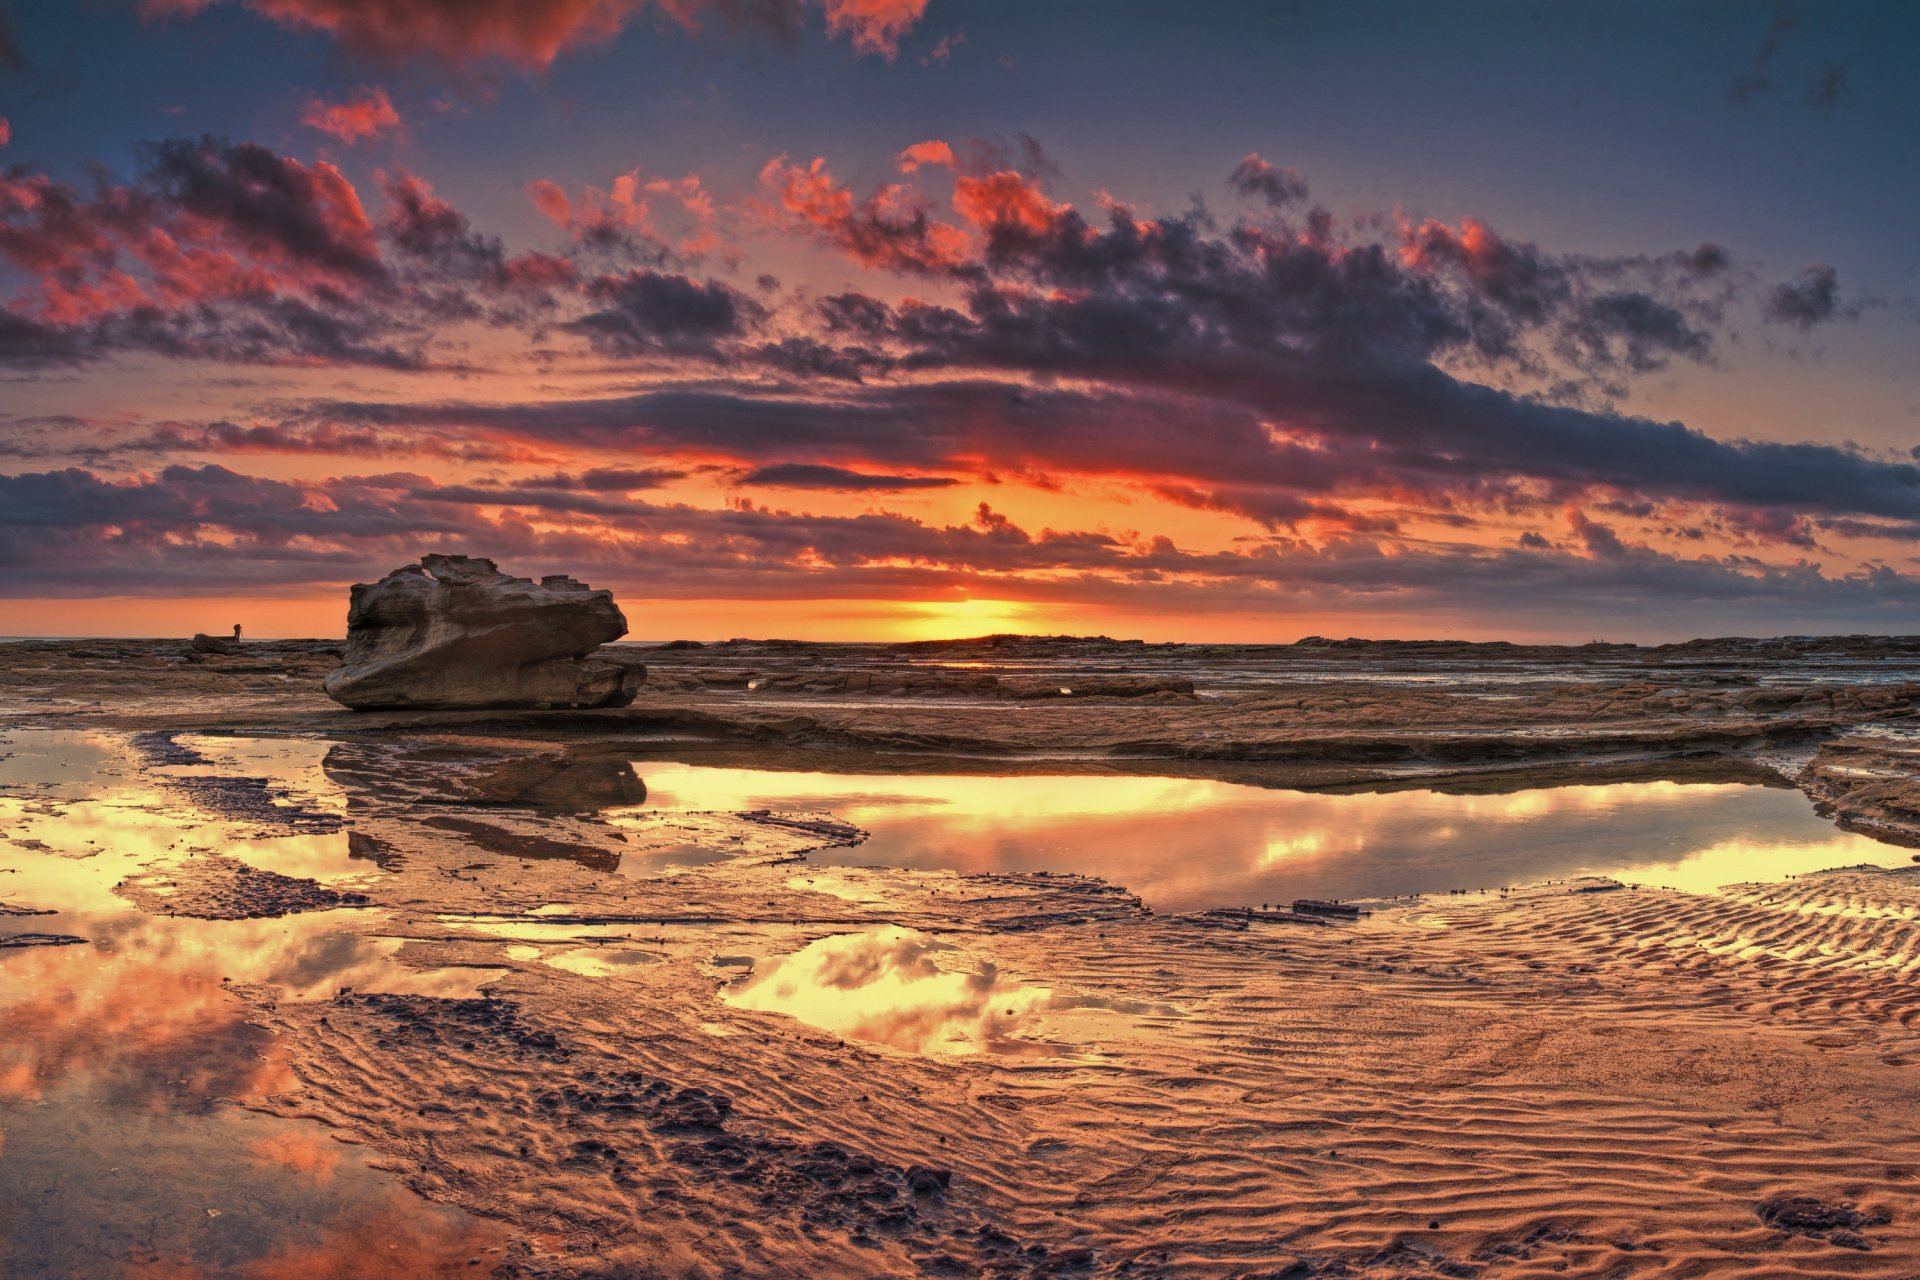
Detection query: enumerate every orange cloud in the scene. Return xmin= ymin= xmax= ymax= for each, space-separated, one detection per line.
xmin=896 ymin=139 xmax=955 ymax=173
xmin=759 ymin=154 xmax=970 ymax=273
xmin=528 ymin=170 xmax=689 ymax=246
xmin=300 ymin=85 xmax=402 ymax=144
xmin=820 ymin=0 xmax=929 ymax=58
xmin=952 ymin=170 xmax=1067 ymax=234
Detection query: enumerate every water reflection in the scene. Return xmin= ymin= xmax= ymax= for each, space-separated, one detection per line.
xmin=0 ymin=730 xmax=509 ymax=1277
xmin=2 ymin=1091 xmax=505 ymax=1279
xmin=723 ymin=927 xmax=1061 ymax=1055
xmin=636 ymin=764 xmax=1911 ymax=910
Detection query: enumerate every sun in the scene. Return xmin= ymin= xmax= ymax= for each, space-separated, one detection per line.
xmin=888 ymin=597 xmax=1040 ymax=642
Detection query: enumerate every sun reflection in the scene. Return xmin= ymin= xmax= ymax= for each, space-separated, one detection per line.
xmin=631 ymin=763 xmax=1911 ymax=909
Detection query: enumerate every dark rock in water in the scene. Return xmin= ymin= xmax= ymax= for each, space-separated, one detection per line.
xmin=322 ymin=554 xmax=642 ymax=710
xmin=0 ymin=932 xmax=89 ymax=949
xmin=190 ymin=633 xmax=239 ymax=654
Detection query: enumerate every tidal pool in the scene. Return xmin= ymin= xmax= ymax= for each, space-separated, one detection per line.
xmin=634 ymin=762 xmax=1912 ymax=911
xmin=0 ymin=730 xmax=508 ymax=1277
xmin=721 ymin=925 xmax=1171 ymax=1056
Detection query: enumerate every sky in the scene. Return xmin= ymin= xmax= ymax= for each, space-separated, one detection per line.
xmin=2 ymin=1 xmax=1920 ymax=642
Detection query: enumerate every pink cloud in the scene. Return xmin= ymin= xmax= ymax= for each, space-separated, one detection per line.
xmin=528 ymin=178 xmax=573 ymax=229
xmin=300 ymin=85 xmax=402 ymax=144
xmin=144 ymin=0 xmax=931 ymax=67
xmin=896 ymin=140 xmax=955 ymax=173
xmin=819 ymin=0 xmax=929 ymax=58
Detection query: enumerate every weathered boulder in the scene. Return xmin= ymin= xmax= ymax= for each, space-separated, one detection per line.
xmin=322 ymin=554 xmax=642 ymax=710
xmin=190 ymin=633 xmax=239 ymax=654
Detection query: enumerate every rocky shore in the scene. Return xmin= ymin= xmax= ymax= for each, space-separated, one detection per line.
xmin=6 ymin=633 xmax=1920 ymax=1277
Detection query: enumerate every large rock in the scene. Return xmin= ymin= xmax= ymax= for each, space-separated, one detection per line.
xmin=322 ymin=555 xmax=642 ymax=710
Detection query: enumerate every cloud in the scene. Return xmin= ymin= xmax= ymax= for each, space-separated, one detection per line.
xmin=1805 ymin=60 xmax=1849 ymax=112
xmin=1729 ymin=2 xmax=1794 ymax=102
xmin=1567 ymin=508 xmax=1629 ymax=559
xmin=4 ymin=131 xmax=1915 ymax=634
xmin=1762 ymin=264 xmax=1849 ymax=328
xmin=758 ymin=154 xmax=971 ymax=275
xmin=896 ymin=140 xmax=955 ymax=173
xmin=819 ymin=0 xmax=929 ymax=58
xmin=563 ymin=270 xmax=763 ymax=355
xmin=296 ymin=368 xmax=1920 ymax=533
xmin=143 ymin=134 xmax=388 ymax=282
xmin=1228 ymin=153 xmax=1309 ymax=208
xmin=7 ymin=462 xmax=1920 ymax=641
xmin=139 ymin=0 xmax=931 ymax=68
xmin=300 ymin=85 xmax=402 ymax=143
xmin=740 ymin=463 xmax=959 ymax=490
xmin=0 ymin=118 xmax=10 ymax=148
xmin=0 ymin=13 xmax=23 ymax=72
xmin=0 ymin=137 xmax=605 ymax=367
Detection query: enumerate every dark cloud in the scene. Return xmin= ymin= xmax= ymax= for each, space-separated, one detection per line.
xmin=1228 ymin=154 xmax=1309 ymax=208
xmin=0 ymin=312 xmax=85 ymax=365
xmin=1567 ymin=509 xmax=1628 ymax=559
xmin=143 ymin=136 xmax=389 ymax=283
xmin=1805 ymin=60 xmax=1849 ymax=112
xmin=1762 ymin=264 xmax=1848 ymax=329
xmin=1729 ymin=2 xmax=1794 ymax=103
xmin=296 ymin=366 xmax=1920 ymax=532
xmin=0 ymin=10 xmax=24 ymax=72
xmin=564 ymin=270 xmax=763 ymax=356
xmin=740 ymin=463 xmax=959 ymax=490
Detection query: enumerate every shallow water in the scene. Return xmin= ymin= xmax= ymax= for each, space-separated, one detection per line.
xmin=0 ymin=730 xmax=509 ymax=1277
xmin=7 ymin=723 xmax=1917 ymax=1265
xmin=634 ymin=762 xmax=1913 ymax=911
xmin=722 ymin=925 xmax=1171 ymax=1056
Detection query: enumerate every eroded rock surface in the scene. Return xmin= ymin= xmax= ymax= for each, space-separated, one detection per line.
xmin=322 ymin=555 xmax=641 ymax=710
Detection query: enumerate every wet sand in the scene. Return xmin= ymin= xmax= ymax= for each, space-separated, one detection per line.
xmin=5 ymin=637 xmax=1920 ymax=1276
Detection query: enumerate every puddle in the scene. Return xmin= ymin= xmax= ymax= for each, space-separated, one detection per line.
xmin=721 ymin=926 xmax=1161 ymax=1056
xmin=0 ymin=730 xmax=510 ymax=1277
xmin=542 ymin=946 xmax=662 ymax=978
xmin=632 ymin=763 xmax=1913 ymax=911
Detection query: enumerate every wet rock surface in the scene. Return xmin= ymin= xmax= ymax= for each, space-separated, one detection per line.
xmin=115 ymin=853 xmax=371 ymax=919
xmin=323 ymin=554 xmax=641 ymax=711
xmin=1756 ymin=1195 xmax=1891 ymax=1249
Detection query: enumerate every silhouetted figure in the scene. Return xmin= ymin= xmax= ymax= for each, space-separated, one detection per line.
xmin=232 ymin=623 xmax=242 ymax=643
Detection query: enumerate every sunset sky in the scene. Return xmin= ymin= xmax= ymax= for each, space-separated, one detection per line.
xmin=3 ymin=1 xmax=1919 ymax=641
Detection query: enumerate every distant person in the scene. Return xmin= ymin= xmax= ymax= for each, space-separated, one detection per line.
xmin=232 ymin=623 xmax=242 ymax=643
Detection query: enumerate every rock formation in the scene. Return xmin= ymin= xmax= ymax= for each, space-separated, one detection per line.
xmin=322 ymin=555 xmax=641 ymax=710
